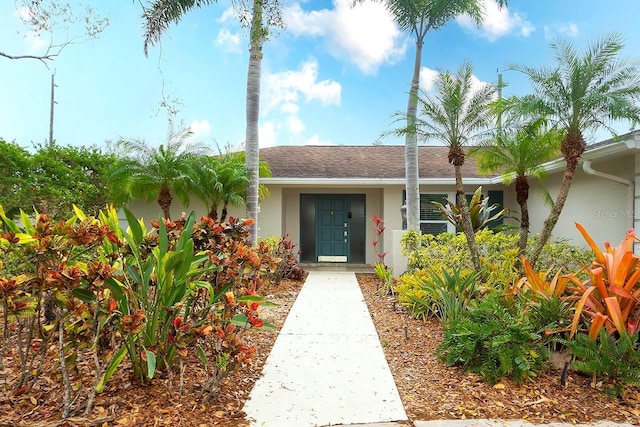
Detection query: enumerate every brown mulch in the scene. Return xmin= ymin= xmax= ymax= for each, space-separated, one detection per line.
xmin=358 ymin=273 xmax=640 ymax=426
xmin=2 ymin=273 xmax=640 ymax=426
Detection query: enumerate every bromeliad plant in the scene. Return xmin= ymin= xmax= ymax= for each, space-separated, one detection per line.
xmin=566 ymin=223 xmax=640 ymax=340
xmin=431 ymin=186 xmax=506 ymax=233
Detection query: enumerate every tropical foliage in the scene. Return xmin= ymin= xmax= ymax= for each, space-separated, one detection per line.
xmin=141 ymin=0 xmax=284 ymax=245
xmin=402 ymin=61 xmax=496 ymax=274
xmin=0 ymin=139 xmax=115 ymax=219
xmin=0 ymin=204 xmax=277 ymax=418
xmin=471 ymin=116 xmax=561 ymax=254
xmin=107 ymin=129 xmax=206 ymax=219
xmin=190 ymin=149 xmax=271 ymax=222
xmin=509 ymin=33 xmax=640 ymax=266
xmin=381 ymin=0 xmax=505 ymax=233
xmin=437 ymin=292 xmax=547 ymax=385
xmin=431 ymin=186 xmax=506 ymax=233
xmin=566 ymin=223 xmax=640 ymax=339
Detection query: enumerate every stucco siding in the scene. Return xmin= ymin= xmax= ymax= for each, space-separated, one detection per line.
xmin=528 ymin=156 xmax=635 ymax=248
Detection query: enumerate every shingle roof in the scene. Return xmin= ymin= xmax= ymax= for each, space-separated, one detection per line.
xmin=259 ymin=145 xmax=492 ymax=179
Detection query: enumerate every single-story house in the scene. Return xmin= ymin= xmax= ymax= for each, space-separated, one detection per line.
xmin=128 ymin=129 xmax=640 ymax=267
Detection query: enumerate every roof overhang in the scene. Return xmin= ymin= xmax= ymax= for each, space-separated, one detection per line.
xmin=532 ymin=131 xmax=640 ymax=175
xmin=260 ymin=177 xmax=502 ymax=186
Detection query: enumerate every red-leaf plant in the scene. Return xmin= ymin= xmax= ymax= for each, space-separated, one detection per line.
xmin=0 ymin=205 xmax=277 ymax=418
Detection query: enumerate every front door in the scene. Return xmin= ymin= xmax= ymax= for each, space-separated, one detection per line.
xmin=317 ymin=195 xmax=349 ymax=262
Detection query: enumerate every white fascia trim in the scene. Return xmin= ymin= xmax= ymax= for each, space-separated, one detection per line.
xmin=539 ymin=135 xmax=640 ymax=174
xmin=261 ymin=177 xmax=500 ymax=186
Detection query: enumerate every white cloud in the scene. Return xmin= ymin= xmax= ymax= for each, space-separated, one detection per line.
xmin=219 ymin=7 xmax=239 ymax=23
xmin=303 ymin=135 xmax=333 ymax=146
xmin=216 ymin=28 xmax=242 ymax=53
xmin=259 ymin=122 xmax=277 ymax=148
xmin=262 ymin=59 xmax=341 ymax=144
xmin=457 ymin=0 xmax=534 ymax=42
xmin=286 ymin=115 xmax=305 ymax=134
xmin=284 ymin=0 xmax=407 ymax=75
xmin=544 ymin=22 xmax=579 ymax=41
xmin=263 ymin=59 xmax=341 ymax=112
xmin=15 ymin=6 xmax=34 ymax=22
xmin=188 ymin=119 xmax=212 ymax=143
xmin=419 ymin=67 xmax=439 ymax=92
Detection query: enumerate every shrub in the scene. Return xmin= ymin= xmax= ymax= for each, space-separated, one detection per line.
xmin=260 ymin=235 xmax=305 ymax=285
xmin=393 ymin=270 xmax=436 ymax=320
xmin=568 ymin=330 xmax=640 ymax=397
xmin=437 ymin=292 xmax=548 ymax=385
xmin=402 ymin=229 xmax=592 ymax=289
xmin=0 ymin=205 xmax=276 ymax=417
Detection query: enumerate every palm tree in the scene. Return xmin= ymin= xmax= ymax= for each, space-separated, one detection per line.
xmin=191 ymin=150 xmax=272 ymax=222
xmin=510 ymin=33 xmax=640 ymax=266
xmin=382 ymin=0 xmax=506 ymax=233
xmin=108 ymin=129 xmax=205 ymax=219
xmin=472 ymin=115 xmax=561 ymax=255
xmin=141 ymin=0 xmax=283 ymax=245
xmin=394 ymin=61 xmax=495 ymax=273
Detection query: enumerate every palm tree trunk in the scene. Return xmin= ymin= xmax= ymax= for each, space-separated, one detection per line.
xmin=529 ymin=158 xmax=578 ymax=267
xmin=404 ymin=36 xmax=424 ymax=234
xmin=530 ymin=128 xmax=585 ymax=267
xmin=158 ymin=187 xmax=172 ymax=219
xmin=245 ymin=0 xmax=264 ymax=247
xmin=454 ymin=164 xmax=481 ymax=274
xmin=515 ymin=175 xmax=530 ymax=256
xmin=207 ymin=207 xmax=218 ymax=221
xmin=221 ymin=201 xmax=229 ymax=222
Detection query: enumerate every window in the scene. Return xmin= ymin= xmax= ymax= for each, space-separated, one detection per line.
xmin=420 ymin=194 xmax=449 ymax=235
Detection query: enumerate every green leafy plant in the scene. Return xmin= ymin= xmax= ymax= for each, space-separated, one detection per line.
xmin=437 ymin=292 xmax=547 ymax=385
xmin=568 ymin=330 xmax=640 ymax=396
xmin=374 ymin=262 xmax=395 ymax=296
xmin=401 ymin=229 xmax=592 ymax=290
xmin=0 ymin=204 xmax=278 ymax=418
xmin=431 ymin=186 xmax=506 ymax=232
xmin=394 ymin=270 xmax=436 ymax=320
xmin=260 ymin=234 xmax=305 ymax=286
xmin=428 ymin=267 xmax=480 ymax=326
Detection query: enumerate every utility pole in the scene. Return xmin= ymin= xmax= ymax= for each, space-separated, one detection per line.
xmin=497 ymin=71 xmax=503 ymax=131
xmin=49 ymin=73 xmax=57 ymax=147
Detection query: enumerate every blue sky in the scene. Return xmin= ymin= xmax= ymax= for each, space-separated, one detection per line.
xmin=1 ymin=1 xmax=639 ymax=151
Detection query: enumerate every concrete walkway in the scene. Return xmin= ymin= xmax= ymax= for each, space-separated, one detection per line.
xmin=243 ymin=271 xmax=635 ymax=427
xmin=242 ymin=271 xmax=407 ymax=426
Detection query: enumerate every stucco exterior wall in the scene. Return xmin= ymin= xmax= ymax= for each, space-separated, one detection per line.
xmin=527 ymin=155 xmax=635 ymax=248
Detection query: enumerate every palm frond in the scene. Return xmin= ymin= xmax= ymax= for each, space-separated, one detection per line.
xmin=142 ymin=0 xmax=217 ymax=56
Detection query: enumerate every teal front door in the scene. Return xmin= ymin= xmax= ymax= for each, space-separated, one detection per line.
xmin=317 ymin=195 xmax=349 ymax=262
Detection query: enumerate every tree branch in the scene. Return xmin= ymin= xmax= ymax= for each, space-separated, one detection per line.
xmin=0 ymin=51 xmax=57 ymax=66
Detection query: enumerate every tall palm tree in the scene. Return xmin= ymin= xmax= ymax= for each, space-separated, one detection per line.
xmin=108 ymin=129 xmax=206 ymax=219
xmin=382 ymin=0 xmax=506 ymax=233
xmin=405 ymin=61 xmax=495 ymax=273
xmin=510 ymin=33 xmax=640 ymax=266
xmin=141 ymin=0 xmax=283 ymax=245
xmin=472 ymin=115 xmax=561 ymax=255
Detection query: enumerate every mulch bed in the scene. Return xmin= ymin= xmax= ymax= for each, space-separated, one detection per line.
xmin=2 ymin=273 xmax=639 ymax=426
